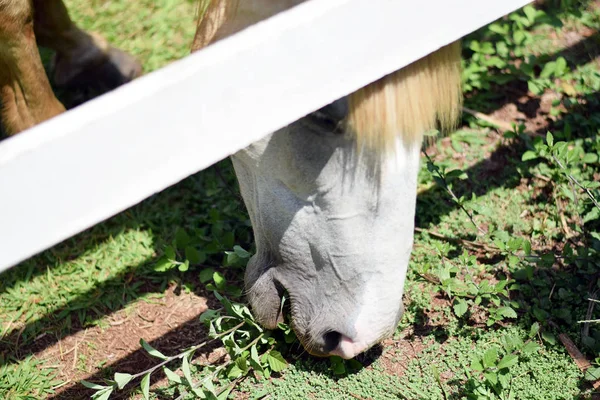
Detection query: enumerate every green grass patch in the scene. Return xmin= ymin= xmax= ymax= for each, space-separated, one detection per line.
xmin=1 ymin=1 xmax=600 ymax=399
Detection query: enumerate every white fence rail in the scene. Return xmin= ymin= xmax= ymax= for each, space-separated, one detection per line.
xmin=0 ymin=0 xmax=531 ymax=272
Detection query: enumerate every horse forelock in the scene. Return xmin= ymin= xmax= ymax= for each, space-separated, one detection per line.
xmin=193 ymin=1 xmax=462 ymax=155
xmin=348 ymin=41 xmax=463 ymax=154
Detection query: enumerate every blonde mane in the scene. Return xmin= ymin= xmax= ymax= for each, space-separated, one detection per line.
xmin=192 ymin=0 xmax=462 ymax=152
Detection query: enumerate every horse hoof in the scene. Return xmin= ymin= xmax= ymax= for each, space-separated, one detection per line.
xmin=52 ymin=33 xmax=142 ymax=94
xmin=88 ymin=46 xmax=143 ymax=89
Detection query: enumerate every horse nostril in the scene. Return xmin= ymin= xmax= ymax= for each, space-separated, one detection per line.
xmin=323 ymin=331 xmax=342 ymax=353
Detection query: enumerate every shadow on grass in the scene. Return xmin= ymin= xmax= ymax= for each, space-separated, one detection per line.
xmin=404 ymin=247 xmax=600 ymax=396
xmin=0 ymin=161 xmax=250 ymax=367
xmin=463 ymin=0 xmax=599 ymax=117
xmin=464 ymin=30 xmax=600 ymax=116
xmin=46 ymin=316 xmax=220 ymax=400
xmin=418 ymin=85 xmax=600 ymax=233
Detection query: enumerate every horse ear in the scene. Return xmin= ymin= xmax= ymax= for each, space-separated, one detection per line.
xmin=347 ymin=41 xmax=463 ymax=152
xmin=191 ymin=0 xmax=238 ymax=52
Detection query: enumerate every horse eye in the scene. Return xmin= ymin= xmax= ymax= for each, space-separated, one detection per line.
xmin=305 ymin=98 xmax=348 ymax=134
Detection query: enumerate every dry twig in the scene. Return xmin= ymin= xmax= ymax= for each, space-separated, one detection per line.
xmin=414 ymin=227 xmax=500 ymax=254
xmin=462 ymin=107 xmax=514 ymax=132
xmin=549 ymin=321 xmax=600 ymax=390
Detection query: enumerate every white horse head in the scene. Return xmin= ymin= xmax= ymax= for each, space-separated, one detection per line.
xmin=195 ymin=0 xmax=462 ymax=358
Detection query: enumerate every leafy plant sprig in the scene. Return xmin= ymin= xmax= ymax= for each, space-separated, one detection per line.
xmin=465 ymin=325 xmax=541 ymax=399
xmin=523 ymin=131 xmax=600 ymax=224
xmin=81 ymin=319 xmax=244 ymax=400
xmin=423 ymin=151 xmax=485 ymax=234
xmin=431 ymin=249 xmax=518 ymax=326
xmin=81 ymin=291 xmax=289 ymax=400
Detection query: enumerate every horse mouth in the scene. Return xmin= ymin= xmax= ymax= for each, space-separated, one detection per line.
xmin=245 ymin=269 xmax=286 ymax=329
xmin=247 ymin=276 xmax=320 ymax=354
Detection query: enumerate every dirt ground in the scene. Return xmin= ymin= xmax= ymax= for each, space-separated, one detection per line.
xmin=29 ymin=286 xmax=209 ymax=399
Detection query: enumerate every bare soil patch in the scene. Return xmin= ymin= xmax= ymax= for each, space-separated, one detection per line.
xmin=32 ymin=285 xmax=209 ymax=399
xmin=379 ymin=332 xmax=434 ymax=379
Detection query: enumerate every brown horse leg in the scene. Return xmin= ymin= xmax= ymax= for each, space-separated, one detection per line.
xmin=0 ymin=0 xmax=65 ymax=135
xmin=32 ymin=0 xmax=142 ymax=91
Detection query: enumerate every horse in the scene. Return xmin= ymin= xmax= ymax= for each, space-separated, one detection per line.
xmin=0 ymin=0 xmax=462 ymax=359
xmin=195 ymin=0 xmax=462 ymax=358
xmin=0 ymin=0 xmax=142 ymax=136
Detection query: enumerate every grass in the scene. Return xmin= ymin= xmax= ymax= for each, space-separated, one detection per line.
xmin=245 ymin=330 xmax=581 ymax=400
xmin=1 ymin=0 xmax=600 ymax=399
xmin=66 ymin=0 xmax=199 ymax=73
